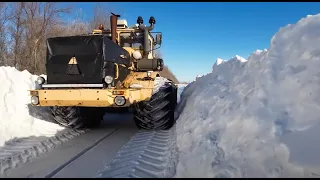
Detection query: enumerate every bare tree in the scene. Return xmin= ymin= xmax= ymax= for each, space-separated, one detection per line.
xmin=89 ymin=3 xmax=111 ymax=30
xmin=7 ymin=2 xmax=26 ymax=69
xmin=21 ymin=2 xmax=71 ymax=74
xmin=0 ymin=2 xmax=12 ymax=66
xmin=0 ymin=2 xmax=179 ymax=83
xmin=61 ymin=8 xmax=90 ymax=36
xmin=0 ymin=2 xmax=94 ymax=73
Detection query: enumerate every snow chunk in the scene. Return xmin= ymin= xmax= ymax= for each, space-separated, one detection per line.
xmin=212 ymin=58 xmax=226 ymax=72
xmin=234 ymin=55 xmax=247 ymax=62
xmin=216 ymin=58 xmax=226 ymax=65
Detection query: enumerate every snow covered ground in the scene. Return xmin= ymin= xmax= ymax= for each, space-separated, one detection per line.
xmin=0 ymin=67 xmax=65 ymax=147
xmin=2 ymin=13 xmax=320 ymax=178
xmin=175 ymin=14 xmax=320 ymax=178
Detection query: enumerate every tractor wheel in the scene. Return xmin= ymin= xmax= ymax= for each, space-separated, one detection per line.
xmin=133 ymin=80 xmax=177 ymax=130
xmin=50 ymin=107 xmax=105 ymax=129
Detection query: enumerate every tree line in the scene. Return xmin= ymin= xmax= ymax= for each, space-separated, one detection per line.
xmin=0 ymin=2 xmax=179 ymax=83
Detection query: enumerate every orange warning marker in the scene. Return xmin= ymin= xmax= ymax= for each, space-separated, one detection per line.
xmin=67 ymin=56 xmax=81 ymax=75
xmin=68 ymin=56 xmax=78 ymax=65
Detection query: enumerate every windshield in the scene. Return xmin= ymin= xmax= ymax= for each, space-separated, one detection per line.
xmin=119 ymin=32 xmax=151 ymax=50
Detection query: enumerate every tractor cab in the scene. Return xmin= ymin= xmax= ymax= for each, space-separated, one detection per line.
xmin=91 ymin=17 xmax=162 ymax=60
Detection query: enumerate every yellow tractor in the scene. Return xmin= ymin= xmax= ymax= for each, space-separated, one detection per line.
xmin=29 ymin=13 xmax=177 ymax=130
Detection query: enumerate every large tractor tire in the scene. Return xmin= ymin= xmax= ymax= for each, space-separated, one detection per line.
xmin=50 ymin=107 xmax=105 ymax=129
xmin=133 ymin=78 xmax=177 ymax=130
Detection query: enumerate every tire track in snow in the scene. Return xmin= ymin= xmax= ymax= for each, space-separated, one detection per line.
xmin=95 ymin=84 xmax=187 ymax=178
xmin=0 ymin=128 xmax=88 ymax=176
xmin=95 ymin=126 xmax=178 ymax=178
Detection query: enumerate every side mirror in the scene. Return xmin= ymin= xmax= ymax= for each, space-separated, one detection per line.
xmin=155 ymin=33 xmax=162 ymax=45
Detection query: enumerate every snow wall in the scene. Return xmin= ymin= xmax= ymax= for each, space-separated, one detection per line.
xmin=176 ymin=14 xmax=320 ymax=178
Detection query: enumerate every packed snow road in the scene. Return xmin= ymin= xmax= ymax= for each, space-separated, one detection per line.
xmin=0 ymin=108 xmax=181 ymax=178
xmin=0 ymin=113 xmax=137 ymax=178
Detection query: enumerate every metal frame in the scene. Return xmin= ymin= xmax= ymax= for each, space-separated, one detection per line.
xmin=41 ymin=84 xmax=104 ymax=88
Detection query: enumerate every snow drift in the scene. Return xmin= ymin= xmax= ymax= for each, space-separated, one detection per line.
xmin=176 ymin=14 xmax=320 ymax=178
xmin=0 ymin=66 xmax=64 ymax=147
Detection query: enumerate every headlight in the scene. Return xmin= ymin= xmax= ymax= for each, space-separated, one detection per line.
xmin=132 ymin=51 xmax=142 ymax=60
xmin=114 ymin=96 xmax=126 ymax=106
xmin=37 ymin=76 xmax=45 ymax=85
xmin=104 ymin=76 xmax=113 ymax=84
xmin=31 ymin=96 xmax=39 ymax=105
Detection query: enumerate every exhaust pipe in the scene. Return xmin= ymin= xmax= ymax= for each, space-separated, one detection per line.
xmin=137 ymin=16 xmax=155 ymax=58
xmin=110 ymin=13 xmax=120 ymax=44
xmin=135 ymin=16 xmax=164 ymax=72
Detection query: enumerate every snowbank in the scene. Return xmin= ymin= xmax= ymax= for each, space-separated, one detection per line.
xmin=176 ymin=14 xmax=320 ymax=178
xmin=0 ymin=66 xmax=64 ymax=147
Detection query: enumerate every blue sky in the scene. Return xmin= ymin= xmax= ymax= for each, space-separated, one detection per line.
xmin=60 ymin=2 xmax=320 ymax=82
